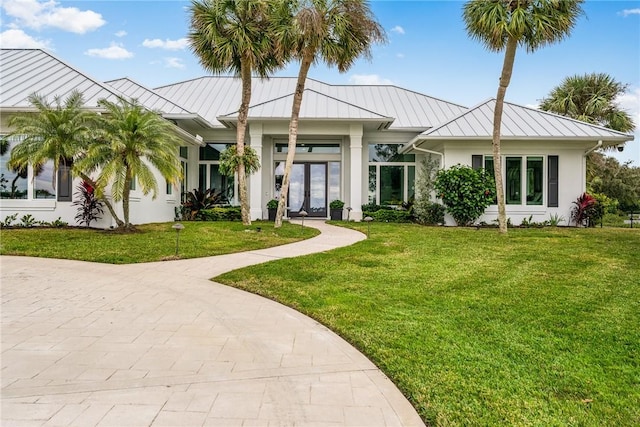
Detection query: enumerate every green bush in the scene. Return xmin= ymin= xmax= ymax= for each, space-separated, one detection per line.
xmin=434 ymin=165 xmax=496 ymax=226
xmin=370 ymin=209 xmax=413 ymax=223
xmin=198 ymin=206 xmax=242 ymax=221
xmin=414 ymin=201 xmax=446 ymax=225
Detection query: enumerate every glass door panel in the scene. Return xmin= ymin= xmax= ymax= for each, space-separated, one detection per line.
xmin=288 ymin=164 xmax=306 ymax=212
xmin=309 ymin=163 xmax=327 ymax=216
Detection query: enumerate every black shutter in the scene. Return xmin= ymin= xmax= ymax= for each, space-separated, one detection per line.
xmin=548 ymin=155 xmax=559 ymax=208
xmin=57 ymin=162 xmax=73 ymax=202
xmin=472 ymin=155 xmax=483 ymax=170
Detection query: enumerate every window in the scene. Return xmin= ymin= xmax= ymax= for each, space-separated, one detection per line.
xmin=506 ymin=157 xmax=521 ymax=205
xmin=275 ymin=143 xmax=340 ymax=154
xmin=475 ymin=154 xmax=548 ymax=206
xmin=1 ymin=135 xmax=27 ymax=199
xmin=368 ymin=144 xmax=415 ymax=205
xmin=199 ymin=143 xmax=235 ymax=203
xmin=166 ymin=180 xmax=173 ymax=195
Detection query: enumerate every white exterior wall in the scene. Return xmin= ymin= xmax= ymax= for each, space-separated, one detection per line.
xmin=441 ymin=140 xmax=591 ymax=226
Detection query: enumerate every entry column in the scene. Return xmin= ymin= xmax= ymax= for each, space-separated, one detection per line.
xmin=349 ymin=124 xmax=363 ymax=221
xmin=249 ymin=124 xmax=263 ymax=220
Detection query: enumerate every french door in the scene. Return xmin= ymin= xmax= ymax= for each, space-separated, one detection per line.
xmin=286 ymin=162 xmax=327 ymax=218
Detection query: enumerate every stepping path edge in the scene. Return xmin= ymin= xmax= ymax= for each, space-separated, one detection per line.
xmin=1 ymin=220 xmax=425 ymax=426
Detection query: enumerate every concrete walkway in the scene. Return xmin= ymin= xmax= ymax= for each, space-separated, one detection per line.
xmin=1 ymin=221 xmax=425 ymax=426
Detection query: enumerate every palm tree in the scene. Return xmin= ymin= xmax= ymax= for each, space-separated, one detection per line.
xmin=272 ymin=0 xmax=386 ymax=227
xmin=540 ymin=73 xmax=635 ymax=186
xmin=540 ymin=73 xmax=635 ymax=133
xmin=189 ymin=0 xmax=285 ymax=225
xmin=463 ymin=0 xmax=583 ymax=234
xmin=7 ymin=91 xmax=125 ymax=226
xmin=76 ymin=97 xmax=182 ymax=229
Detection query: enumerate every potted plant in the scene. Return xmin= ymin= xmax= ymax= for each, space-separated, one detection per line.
xmin=267 ymin=199 xmax=278 ymax=221
xmin=329 ymin=199 xmax=345 ymax=220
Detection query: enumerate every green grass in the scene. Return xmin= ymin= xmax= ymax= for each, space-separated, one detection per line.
xmin=216 ymin=224 xmax=640 ymax=426
xmin=0 ymin=221 xmax=318 ymax=264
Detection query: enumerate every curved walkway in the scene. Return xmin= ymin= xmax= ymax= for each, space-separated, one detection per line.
xmin=1 ymin=221 xmax=424 ymax=426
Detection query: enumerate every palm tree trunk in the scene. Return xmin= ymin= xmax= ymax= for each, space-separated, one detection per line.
xmin=493 ymin=36 xmax=518 ymax=235
xmin=77 ymin=171 xmax=125 ymax=228
xmin=122 ymin=167 xmax=132 ymax=229
xmin=275 ymin=53 xmax=313 ymax=228
xmin=237 ymin=57 xmax=252 ymax=226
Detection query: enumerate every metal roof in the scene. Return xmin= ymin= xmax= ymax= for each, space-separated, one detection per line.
xmin=415 ymin=99 xmax=634 ymax=141
xmin=105 ymin=78 xmax=192 ymax=115
xmin=218 ymin=88 xmax=394 ymax=128
xmin=0 ymin=49 xmax=122 ymax=108
xmin=155 ymin=76 xmax=466 ymax=130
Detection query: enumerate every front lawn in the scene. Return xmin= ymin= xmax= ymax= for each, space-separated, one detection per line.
xmin=0 ymin=221 xmax=318 ymax=264
xmin=216 ymin=224 xmax=640 ymax=426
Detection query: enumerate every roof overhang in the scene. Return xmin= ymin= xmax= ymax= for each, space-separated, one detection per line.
xmin=216 ymin=116 xmax=395 ymax=130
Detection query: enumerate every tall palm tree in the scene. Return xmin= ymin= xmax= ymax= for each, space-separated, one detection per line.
xmin=76 ymin=97 xmax=182 ymax=229
xmin=463 ymin=0 xmax=583 ymax=234
xmin=7 ymin=91 xmax=124 ymax=226
xmin=189 ymin=0 xmax=285 ymax=225
xmin=272 ymin=0 xmax=386 ymax=227
xmin=540 ymin=73 xmax=635 ymax=133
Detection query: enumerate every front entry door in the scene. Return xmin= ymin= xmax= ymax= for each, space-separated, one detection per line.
xmin=288 ymin=163 xmax=327 ymax=217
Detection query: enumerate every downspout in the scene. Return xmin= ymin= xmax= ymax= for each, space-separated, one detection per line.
xmin=582 ymin=140 xmax=602 ymax=194
xmin=411 ymin=144 xmax=445 ymax=167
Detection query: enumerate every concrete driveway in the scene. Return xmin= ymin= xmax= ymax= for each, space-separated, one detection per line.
xmin=1 ymin=221 xmax=424 ymax=426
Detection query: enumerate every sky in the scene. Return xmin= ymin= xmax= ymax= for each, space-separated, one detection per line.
xmin=1 ymin=0 xmax=639 ymax=165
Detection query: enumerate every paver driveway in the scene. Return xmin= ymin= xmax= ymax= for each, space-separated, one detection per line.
xmin=1 ymin=221 xmax=424 ymax=426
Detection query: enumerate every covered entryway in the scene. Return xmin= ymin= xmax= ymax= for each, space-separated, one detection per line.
xmin=276 ymin=162 xmax=328 ymax=218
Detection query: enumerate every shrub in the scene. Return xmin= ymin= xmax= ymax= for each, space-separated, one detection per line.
xmin=434 ymin=165 xmax=496 ymax=226
xmin=267 ymin=199 xmax=279 ymax=209
xmin=182 ymin=188 xmax=227 ymax=220
xmin=414 ymin=202 xmax=446 ymax=225
xmin=571 ymin=193 xmax=598 ymax=227
xmin=370 ymin=209 xmax=413 ymax=223
xmin=72 ymin=181 xmax=104 ymax=227
xmin=329 ymin=199 xmax=345 ymax=209
xmin=199 ymin=206 xmax=242 ymax=221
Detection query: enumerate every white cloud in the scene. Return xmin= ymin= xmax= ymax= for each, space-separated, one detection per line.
xmin=142 ymin=38 xmax=189 ymax=51
xmin=396 ymin=53 xmax=405 ymax=59
xmin=620 ymin=8 xmax=640 ymax=17
xmin=163 ymin=57 xmax=185 ymax=69
xmin=391 ymin=25 xmax=405 ymax=35
xmin=1 ymin=0 xmax=105 ymax=34
xmin=0 ymin=28 xmax=51 ymax=49
xmin=616 ymin=87 xmax=640 ymax=127
xmin=84 ymin=43 xmax=133 ymax=60
xmin=115 ymin=30 xmax=127 ymax=38
xmin=349 ymin=74 xmax=395 ymax=85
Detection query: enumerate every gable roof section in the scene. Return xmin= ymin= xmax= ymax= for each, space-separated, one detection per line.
xmin=155 ymin=76 xmax=466 ymax=130
xmin=0 ymin=49 xmax=122 ymax=109
xmin=218 ymin=88 xmax=394 ymax=128
xmin=415 ymin=99 xmax=634 ymax=142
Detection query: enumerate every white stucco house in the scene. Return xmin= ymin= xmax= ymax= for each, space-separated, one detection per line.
xmin=0 ymin=49 xmax=634 ymax=227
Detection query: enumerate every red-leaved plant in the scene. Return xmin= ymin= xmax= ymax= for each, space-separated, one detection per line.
xmin=571 ymin=192 xmax=597 ymax=227
xmin=72 ymin=181 xmax=104 ymax=227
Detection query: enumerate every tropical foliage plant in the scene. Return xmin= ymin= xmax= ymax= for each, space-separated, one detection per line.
xmin=570 ymin=192 xmax=598 ymax=227
xmin=434 ymin=165 xmax=496 ymax=226
xmin=72 ymin=181 xmax=104 ymax=227
xmin=463 ymin=0 xmax=584 ymax=233
xmin=181 ymin=188 xmax=228 ymax=220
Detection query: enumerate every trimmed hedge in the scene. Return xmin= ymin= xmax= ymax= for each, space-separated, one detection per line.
xmin=198 ymin=206 xmax=242 ymax=221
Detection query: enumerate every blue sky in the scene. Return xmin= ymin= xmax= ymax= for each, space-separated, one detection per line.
xmin=1 ymin=0 xmax=639 ymax=165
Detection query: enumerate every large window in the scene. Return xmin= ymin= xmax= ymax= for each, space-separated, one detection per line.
xmin=368 ymin=144 xmax=415 ymax=205
xmin=275 ymin=143 xmax=340 ymax=154
xmin=1 ymin=135 xmax=27 ymax=199
xmin=199 ymin=143 xmax=235 ymax=203
xmin=476 ymin=155 xmax=545 ymax=206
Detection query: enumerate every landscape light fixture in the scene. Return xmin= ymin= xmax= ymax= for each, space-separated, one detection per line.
xmin=172 ymin=223 xmax=184 ymax=256
xmin=346 ymin=207 xmax=352 ymax=222
xmin=299 ymin=210 xmax=308 ymax=233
